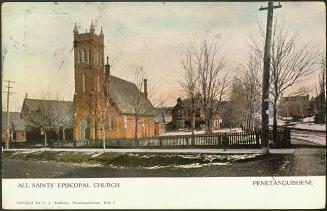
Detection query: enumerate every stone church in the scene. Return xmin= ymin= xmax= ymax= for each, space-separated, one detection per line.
xmin=73 ymin=22 xmax=163 ymax=141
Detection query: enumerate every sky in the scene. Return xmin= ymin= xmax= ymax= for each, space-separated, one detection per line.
xmin=2 ymin=2 xmax=326 ymax=111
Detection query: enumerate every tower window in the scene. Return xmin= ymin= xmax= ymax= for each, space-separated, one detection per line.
xmin=82 ymin=49 xmax=86 ymax=63
xmin=87 ymin=50 xmax=90 ymax=63
xmin=77 ymin=51 xmax=80 ymax=64
xmin=94 ymin=52 xmax=100 ymax=65
xmin=82 ymin=74 xmax=86 ymax=93
xmin=97 ymin=74 xmax=100 ymax=92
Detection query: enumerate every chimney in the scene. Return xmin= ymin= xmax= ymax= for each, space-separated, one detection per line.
xmin=105 ymin=56 xmax=110 ymax=75
xmin=144 ymin=79 xmax=148 ymax=99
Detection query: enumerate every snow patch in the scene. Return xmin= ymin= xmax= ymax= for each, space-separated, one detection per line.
xmin=291 ymin=131 xmax=326 ymax=146
xmin=91 ymin=153 xmax=103 ymax=158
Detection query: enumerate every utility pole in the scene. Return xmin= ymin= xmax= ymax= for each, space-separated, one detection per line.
xmin=259 ymin=1 xmax=282 ymax=154
xmin=3 ymin=79 xmax=16 ymax=149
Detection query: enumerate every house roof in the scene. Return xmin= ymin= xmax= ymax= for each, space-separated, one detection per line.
xmin=2 ymin=112 xmax=25 ymax=131
xmin=173 ymin=98 xmax=225 ymax=110
xmin=22 ymin=98 xmax=73 ymax=112
xmin=21 ymin=98 xmax=74 ymax=128
xmin=281 ymin=95 xmax=310 ymax=103
xmin=108 ymin=75 xmax=156 ymax=116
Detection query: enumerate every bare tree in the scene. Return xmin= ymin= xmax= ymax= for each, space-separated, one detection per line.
xmin=196 ymin=40 xmax=230 ymax=133
xmin=21 ymin=94 xmax=58 ymax=150
xmin=315 ymin=55 xmax=326 ymax=123
xmin=252 ymin=21 xmax=320 ymax=142
xmin=229 ymin=77 xmax=247 ymax=128
xmin=53 ymin=97 xmax=73 ymax=147
xmin=129 ymin=66 xmax=155 ymax=138
xmin=179 ymin=43 xmax=198 ymax=134
xmin=178 ymin=39 xmax=230 ymax=133
xmin=238 ymin=54 xmax=262 ymax=131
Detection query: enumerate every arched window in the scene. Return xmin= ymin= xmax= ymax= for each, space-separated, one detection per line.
xmin=94 ymin=52 xmax=97 ymax=65
xmin=87 ymin=50 xmax=90 ymax=63
xmin=99 ymin=54 xmax=101 ymax=66
xmin=82 ymin=49 xmax=86 ymax=63
xmin=95 ymin=52 xmax=100 ymax=65
xmin=82 ymin=74 xmax=86 ymax=93
xmin=77 ymin=51 xmax=80 ymax=64
xmin=97 ymin=74 xmax=100 ymax=92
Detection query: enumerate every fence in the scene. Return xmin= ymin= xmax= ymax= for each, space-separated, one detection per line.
xmin=71 ymin=129 xmax=290 ymax=149
xmin=8 ymin=129 xmax=291 ymax=149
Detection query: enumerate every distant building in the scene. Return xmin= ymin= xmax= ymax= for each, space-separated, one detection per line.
xmin=171 ymin=98 xmax=221 ymax=131
xmin=278 ymin=95 xmax=313 ymax=119
xmin=154 ymin=107 xmax=173 ymax=132
xmin=2 ymin=112 xmax=26 ymax=143
xmin=72 ymin=22 xmax=163 ymax=141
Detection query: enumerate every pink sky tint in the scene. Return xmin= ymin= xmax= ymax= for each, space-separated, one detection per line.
xmin=2 ymin=2 xmax=325 ymax=112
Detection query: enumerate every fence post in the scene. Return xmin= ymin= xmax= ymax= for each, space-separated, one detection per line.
xmin=136 ymin=139 xmax=139 ymax=148
xmin=256 ymin=129 xmax=260 ymax=146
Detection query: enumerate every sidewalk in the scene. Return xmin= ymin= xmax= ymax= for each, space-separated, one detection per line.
xmin=3 ymin=147 xmax=295 ymax=154
xmin=289 ymin=148 xmax=326 ymax=176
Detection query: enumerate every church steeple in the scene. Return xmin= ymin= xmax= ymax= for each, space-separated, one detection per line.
xmin=73 ymin=22 xmax=79 ymax=34
xmin=100 ymin=26 xmax=104 ymax=37
xmin=90 ymin=20 xmax=95 ymax=34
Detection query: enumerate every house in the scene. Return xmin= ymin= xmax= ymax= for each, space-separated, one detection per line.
xmin=154 ymin=107 xmax=173 ymax=132
xmin=72 ymin=22 xmax=163 ymax=141
xmin=171 ymin=97 xmax=221 ymax=131
xmin=278 ymin=95 xmax=313 ymax=119
xmin=2 ymin=112 xmax=27 ymax=143
xmin=21 ymin=97 xmax=74 ymax=143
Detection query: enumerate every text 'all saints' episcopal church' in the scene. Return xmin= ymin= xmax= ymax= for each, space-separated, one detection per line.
xmin=72 ymin=21 xmax=164 ymax=141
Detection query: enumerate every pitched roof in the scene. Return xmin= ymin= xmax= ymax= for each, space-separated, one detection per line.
xmin=2 ymin=112 xmax=25 ymax=131
xmin=108 ymin=75 xmax=156 ymax=116
xmin=21 ymin=98 xmax=74 ymax=128
xmin=281 ymin=95 xmax=310 ymax=103
xmin=22 ymin=98 xmax=73 ymax=112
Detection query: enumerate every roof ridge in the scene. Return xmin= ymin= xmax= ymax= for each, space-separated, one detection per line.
xmin=110 ymin=75 xmax=135 ymax=86
xmin=25 ymin=98 xmax=73 ymax=103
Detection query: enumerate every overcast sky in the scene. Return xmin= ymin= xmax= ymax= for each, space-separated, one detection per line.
xmin=2 ymin=2 xmax=326 ymax=111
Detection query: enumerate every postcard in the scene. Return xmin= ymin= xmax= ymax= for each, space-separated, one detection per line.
xmin=1 ymin=1 xmax=326 ymax=209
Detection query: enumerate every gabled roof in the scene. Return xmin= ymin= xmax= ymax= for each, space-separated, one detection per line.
xmin=21 ymin=98 xmax=74 ymax=128
xmin=108 ymin=76 xmax=156 ymax=116
xmin=2 ymin=112 xmax=25 ymax=131
xmin=22 ymin=98 xmax=73 ymax=112
xmin=281 ymin=95 xmax=310 ymax=103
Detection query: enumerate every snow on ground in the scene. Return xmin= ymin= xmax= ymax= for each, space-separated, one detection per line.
xmin=106 ymin=153 xmax=261 ymax=169
xmin=269 ymin=117 xmax=286 ymax=126
xmin=212 ymin=128 xmax=243 ymax=133
xmin=303 ymin=116 xmax=315 ymax=122
xmin=291 ymin=131 xmax=326 ymax=146
xmin=161 ymin=128 xmax=243 ymax=136
xmin=291 ymin=123 xmax=326 ymax=131
xmin=160 ymin=130 xmax=206 ymax=136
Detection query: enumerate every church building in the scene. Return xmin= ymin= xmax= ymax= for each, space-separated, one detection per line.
xmin=72 ymin=22 xmax=163 ymax=141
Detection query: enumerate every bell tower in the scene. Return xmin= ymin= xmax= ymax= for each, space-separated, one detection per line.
xmin=73 ymin=21 xmax=107 ymax=141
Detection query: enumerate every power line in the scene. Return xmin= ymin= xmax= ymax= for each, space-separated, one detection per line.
xmin=3 ymin=79 xmax=16 ymax=149
xmin=259 ymin=1 xmax=282 ymax=154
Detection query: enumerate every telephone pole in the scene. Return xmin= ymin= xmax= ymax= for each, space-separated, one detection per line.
xmin=259 ymin=1 xmax=282 ymax=154
xmin=3 ymin=79 xmax=15 ymax=149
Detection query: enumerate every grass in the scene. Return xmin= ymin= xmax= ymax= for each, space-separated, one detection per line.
xmin=2 ymin=151 xmax=274 ymax=169
xmin=2 ymin=151 xmax=96 ymax=164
